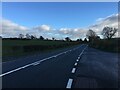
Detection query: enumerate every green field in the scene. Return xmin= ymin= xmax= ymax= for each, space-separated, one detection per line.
xmin=2 ymin=39 xmax=80 ymax=57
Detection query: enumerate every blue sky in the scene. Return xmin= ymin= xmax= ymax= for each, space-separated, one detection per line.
xmin=2 ymin=2 xmax=118 ymax=39
xmin=2 ymin=2 xmax=117 ymax=28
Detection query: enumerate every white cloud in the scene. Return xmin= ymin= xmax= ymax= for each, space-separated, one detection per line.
xmin=89 ymin=13 xmax=118 ymax=36
xmin=2 ymin=13 xmax=119 ymax=39
xmin=2 ymin=19 xmax=29 ymax=37
xmin=59 ymin=28 xmax=72 ymax=34
xmin=59 ymin=28 xmax=87 ymax=40
xmin=57 ymin=14 xmax=118 ymax=39
xmin=33 ymin=24 xmax=51 ymax=32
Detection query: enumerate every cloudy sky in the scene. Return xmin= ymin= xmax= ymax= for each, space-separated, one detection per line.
xmin=2 ymin=2 xmax=118 ymax=40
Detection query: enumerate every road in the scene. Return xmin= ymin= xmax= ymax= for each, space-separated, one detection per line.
xmin=73 ymin=47 xmax=118 ymax=88
xmin=1 ymin=44 xmax=119 ymax=88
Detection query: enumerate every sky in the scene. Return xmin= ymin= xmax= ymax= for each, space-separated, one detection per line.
xmin=2 ymin=2 xmax=118 ymax=40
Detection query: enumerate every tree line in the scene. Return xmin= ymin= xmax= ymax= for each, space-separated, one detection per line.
xmin=86 ymin=27 xmax=118 ymax=42
xmin=1 ymin=33 xmax=88 ymax=42
xmin=86 ymin=26 xmax=119 ymax=52
xmin=1 ymin=26 xmax=118 ymax=42
xmin=86 ymin=26 xmax=117 ymax=42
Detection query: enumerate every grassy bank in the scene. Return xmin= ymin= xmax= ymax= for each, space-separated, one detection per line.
xmin=2 ymin=39 xmax=81 ymax=57
xmin=89 ymin=38 xmax=120 ymax=53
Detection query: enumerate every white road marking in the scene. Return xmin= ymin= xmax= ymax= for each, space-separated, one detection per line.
xmin=78 ymin=57 xmax=80 ymax=59
xmin=66 ymin=45 xmax=88 ymax=89
xmin=0 ymin=45 xmax=84 ymax=77
xmin=0 ymin=63 xmax=33 ymax=77
xmin=55 ymin=52 xmax=63 ymax=56
xmin=53 ymin=55 xmax=58 ymax=58
xmin=79 ymin=45 xmax=88 ymax=57
xmin=0 ymin=55 xmax=55 ymax=77
xmin=66 ymin=79 xmax=73 ymax=88
xmin=32 ymin=62 xmax=40 ymax=66
xmin=74 ymin=63 xmax=77 ymax=66
xmin=71 ymin=68 xmax=76 ymax=73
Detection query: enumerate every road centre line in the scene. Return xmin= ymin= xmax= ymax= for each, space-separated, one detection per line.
xmin=79 ymin=45 xmax=88 ymax=57
xmin=74 ymin=63 xmax=77 ymax=66
xmin=0 ymin=45 xmax=84 ymax=77
xmin=71 ymin=68 xmax=76 ymax=73
xmin=77 ymin=57 xmax=80 ymax=59
xmin=66 ymin=78 xmax=73 ymax=88
xmin=66 ymin=45 xmax=88 ymax=89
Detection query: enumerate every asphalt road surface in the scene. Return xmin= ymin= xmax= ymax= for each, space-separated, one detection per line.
xmin=73 ymin=47 xmax=119 ymax=88
xmin=1 ymin=44 xmax=119 ymax=88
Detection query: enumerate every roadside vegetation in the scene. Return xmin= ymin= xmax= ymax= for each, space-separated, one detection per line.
xmin=2 ymin=35 xmax=87 ymax=57
xmin=86 ymin=26 xmax=119 ymax=53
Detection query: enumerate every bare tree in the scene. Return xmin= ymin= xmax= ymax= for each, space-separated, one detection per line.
xmin=86 ymin=29 xmax=97 ymax=42
xmin=26 ymin=33 xmax=31 ymax=39
xmin=19 ymin=34 xmax=24 ymax=39
xmin=31 ymin=35 xmax=36 ymax=39
xmin=102 ymin=26 xmax=117 ymax=39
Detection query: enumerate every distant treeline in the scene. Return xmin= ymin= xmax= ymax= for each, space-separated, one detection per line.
xmin=2 ymin=37 xmax=89 ymax=42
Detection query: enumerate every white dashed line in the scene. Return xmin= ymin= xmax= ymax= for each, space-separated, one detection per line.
xmin=66 ymin=45 xmax=88 ymax=88
xmin=76 ymin=59 xmax=79 ymax=62
xmin=71 ymin=68 xmax=76 ymax=73
xmin=66 ymin=78 xmax=73 ymax=88
xmin=79 ymin=45 xmax=88 ymax=57
xmin=74 ymin=63 xmax=77 ymax=66
xmin=78 ymin=57 xmax=80 ymax=59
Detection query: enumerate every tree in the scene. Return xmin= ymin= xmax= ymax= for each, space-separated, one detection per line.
xmin=65 ymin=37 xmax=71 ymax=41
xmin=31 ymin=35 xmax=36 ymax=39
xmin=39 ymin=36 xmax=44 ymax=40
xmin=76 ymin=38 xmax=83 ymax=42
xmin=52 ymin=37 xmax=55 ymax=41
xmin=84 ymin=38 xmax=88 ymax=42
xmin=0 ymin=36 xmax=2 ymax=39
xmin=96 ymin=36 xmax=100 ymax=40
xmin=76 ymin=39 xmax=80 ymax=41
xmin=19 ymin=34 xmax=24 ymax=39
xmin=86 ymin=29 xmax=97 ymax=42
xmin=26 ymin=34 xmax=31 ymax=39
xmin=102 ymin=26 xmax=117 ymax=39
xmin=79 ymin=39 xmax=83 ymax=42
